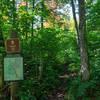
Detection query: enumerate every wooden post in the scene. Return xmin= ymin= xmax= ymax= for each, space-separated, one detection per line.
xmin=10 ymin=82 xmax=19 ymax=100
xmin=10 ymin=30 xmax=20 ymax=100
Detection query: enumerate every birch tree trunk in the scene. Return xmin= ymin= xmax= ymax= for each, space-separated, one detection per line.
xmin=78 ymin=0 xmax=90 ymax=80
xmin=71 ymin=0 xmax=90 ymax=80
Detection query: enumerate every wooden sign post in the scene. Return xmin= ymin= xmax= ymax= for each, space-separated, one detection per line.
xmin=4 ymin=30 xmax=23 ymax=100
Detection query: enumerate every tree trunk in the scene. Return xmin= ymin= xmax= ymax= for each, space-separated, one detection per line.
xmin=78 ymin=0 xmax=90 ymax=80
xmin=39 ymin=57 xmax=43 ymax=80
xmin=71 ymin=0 xmax=80 ymax=50
xmin=25 ymin=0 xmax=28 ymax=39
xmin=41 ymin=0 xmax=44 ymax=28
xmin=38 ymin=0 xmax=44 ymax=81
xmin=0 ymin=1 xmax=5 ymax=99
xmin=31 ymin=0 xmax=35 ymax=48
xmin=0 ymin=32 xmax=4 ymax=48
xmin=0 ymin=0 xmax=4 ymax=48
xmin=31 ymin=0 xmax=35 ymax=37
xmin=12 ymin=0 xmax=17 ymax=29
xmin=71 ymin=0 xmax=90 ymax=80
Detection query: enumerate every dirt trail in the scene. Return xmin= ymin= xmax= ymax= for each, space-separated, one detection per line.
xmin=47 ymin=78 xmax=67 ymax=100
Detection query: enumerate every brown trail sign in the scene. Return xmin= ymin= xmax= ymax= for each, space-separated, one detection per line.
xmin=6 ymin=38 xmax=20 ymax=53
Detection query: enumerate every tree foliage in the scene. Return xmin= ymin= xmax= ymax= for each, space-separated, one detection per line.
xmin=0 ymin=0 xmax=100 ymax=100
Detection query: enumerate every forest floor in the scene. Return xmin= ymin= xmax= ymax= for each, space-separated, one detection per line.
xmin=46 ymin=70 xmax=77 ymax=100
xmin=47 ymin=78 xmax=67 ymax=100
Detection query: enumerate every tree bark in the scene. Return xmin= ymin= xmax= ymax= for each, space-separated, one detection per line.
xmin=41 ymin=0 xmax=44 ymax=28
xmin=78 ymin=0 xmax=90 ymax=80
xmin=12 ymin=0 xmax=17 ymax=28
xmin=31 ymin=0 xmax=35 ymax=37
xmin=38 ymin=0 xmax=44 ymax=81
xmin=0 ymin=1 xmax=5 ymax=99
xmin=0 ymin=32 xmax=4 ymax=48
xmin=71 ymin=0 xmax=80 ymax=49
xmin=71 ymin=0 xmax=90 ymax=80
xmin=25 ymin=0 xmax=28 ymax=39
xmin=0 ymin=0 xmax=4 ymax=48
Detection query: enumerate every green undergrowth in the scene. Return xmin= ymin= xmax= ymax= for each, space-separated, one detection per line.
xmin=65 ymin=68 xmax=100 ymax=100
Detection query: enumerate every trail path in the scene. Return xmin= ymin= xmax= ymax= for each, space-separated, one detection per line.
xmin=47 ymin=78 xmax=68 ymax=100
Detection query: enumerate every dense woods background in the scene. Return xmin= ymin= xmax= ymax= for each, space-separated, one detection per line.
xmin=0 ymin=0 xmax=100 ymax=100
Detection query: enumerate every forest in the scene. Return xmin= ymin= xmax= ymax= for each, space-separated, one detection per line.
xmin=0 ymin=0 xmax=100 ymax=100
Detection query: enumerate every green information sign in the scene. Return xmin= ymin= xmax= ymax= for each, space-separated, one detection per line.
xmin=4 ymin=54 xmax=24 ymax=81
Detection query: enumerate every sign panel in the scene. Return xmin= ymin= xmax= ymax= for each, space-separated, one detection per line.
xmin=6 ymin=38 xmax=20 ymax=53
xmin=4 ymin=55 xmax=23 ymax=81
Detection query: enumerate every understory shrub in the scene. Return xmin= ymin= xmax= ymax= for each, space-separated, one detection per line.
xmin=66 ymin=69 xmax=100 ymax=100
